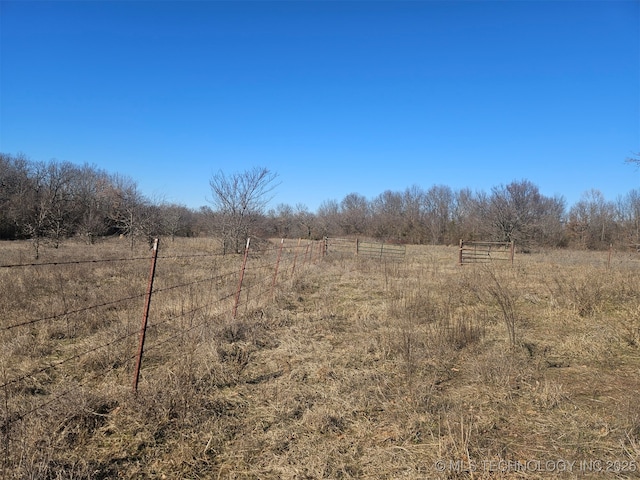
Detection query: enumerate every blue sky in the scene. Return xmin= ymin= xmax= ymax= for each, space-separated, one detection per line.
xmin=1 ymin=0 xmax=638 ymax=212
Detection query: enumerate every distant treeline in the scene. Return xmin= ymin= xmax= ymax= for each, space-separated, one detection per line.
xmin=2 ymin=152 xmax=638 ymax=252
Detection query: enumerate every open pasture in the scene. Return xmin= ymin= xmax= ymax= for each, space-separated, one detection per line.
xmin=1 ymin=238 xmax=639 ymax=479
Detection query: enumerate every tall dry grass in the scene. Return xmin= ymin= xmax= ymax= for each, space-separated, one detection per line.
xmin=1 ymin=239 xmax=639 ymax=478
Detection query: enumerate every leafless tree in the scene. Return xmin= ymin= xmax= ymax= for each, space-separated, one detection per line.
xmin=316 ymin=199 xmax=341 ymax=237
xmin=208 ymin=167 xmax=279 ymax=253
xmin=568 ymin=189 xmax=616 ymax=249
xmin=403 ymin=185 xmax=428 ymax=243
xmin=371 ymin=190 xmax=405 ymax=240
xmin=73 ymin=164 xmax=113 ymax=242
xmin=482 ymin=180 xmax=565 ymax=248
xmin=616 ymin=189 xmax=640 ymax=245
xmin=423 ymin=185 xmax=454 ymax=244
xmin=451 ymin=188 xmax=485 ymax=242
xmin=161 ymin=203 xmax=193 ymax=241
xmin=294 ymin=204 xmax=317 ymax=239
xmin=16 ymin=160 xmax=79 ymax=256
xmin=105 ymin=174 xmax=147 ymax=250
xmin=339 ymin=192 xmax=370 ymax=236
xmin=270 ymin=203 xmax=295 ymax=238
xmin=0 ymin=153 xmax=31 ymax=239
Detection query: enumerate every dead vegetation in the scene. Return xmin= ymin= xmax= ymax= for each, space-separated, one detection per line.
xmin=1 ymin=239 xmax=639 ymax=478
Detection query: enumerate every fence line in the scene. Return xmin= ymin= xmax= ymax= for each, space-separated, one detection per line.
xmin=0 ymin=236 xmax=325 ymax=447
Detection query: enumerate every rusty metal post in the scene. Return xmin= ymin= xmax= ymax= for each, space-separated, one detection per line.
xmin=232 ymin=238 xmax=251 ymax=318
xmin=323 ymin=236 xmax=328 ymax=257
xmin=510 ymin=241 xmax=515 ymax=266
xmin=303 ymin=242 xmax=311 ymax=268
xmin=458 ymin=239 xmax=464 ymax=266
xmin=356 ymin=238 xmax=359 ymax=256
xmin=272 ymin=238 xmax=284 ymax=297
xmin=133 ymin=238 xmax=159 ymax=393
xmin=291 ymin=238 xmax=301 ymax=277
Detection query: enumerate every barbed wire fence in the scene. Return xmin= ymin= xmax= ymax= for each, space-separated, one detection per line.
xmin=0 ymin=236 xmax=326 ymax=475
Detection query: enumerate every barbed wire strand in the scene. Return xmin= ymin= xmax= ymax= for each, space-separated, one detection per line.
xmin=0 ymin=256 xmax=151 ymax=269
xmin=3 ymin=292 xmax=147 ymax=331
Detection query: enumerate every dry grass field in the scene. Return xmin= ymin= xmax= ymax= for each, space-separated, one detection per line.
xmin=1 ymin=238 xmax=640 ymax=479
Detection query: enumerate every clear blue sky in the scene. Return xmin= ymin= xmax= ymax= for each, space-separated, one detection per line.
xmin=1 ymin=0 xmax=638 ymax=212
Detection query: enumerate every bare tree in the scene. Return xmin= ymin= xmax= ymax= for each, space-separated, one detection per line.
xmin=617 ymin=189 xmax=640 ymax=245
xmin=208 ymin=167 xmax=279 ymax=253
xmin=403 ymin=185 xmax=428 ymax=243
xmin=0 ymin=153 xmax=31 ymax=239
xmin=451 ymin=188 xmax=485 ymax=242
xmin=423 ymin=185 xmax=454 ymax=244
xmin=482 ymin=180 xmax=564 ymax=248
xmin=105 ymin=174 xmax=147 ymax=250
xmin=161 ymin=203 xmax=194 ymax=241
xmin=316 ymin=199 xmax=341 ymax=237
xmin=339 ymin=192 xmax=370 ymax=236
xmin=15 ymin=160 xmax=79 ymax=256
xmin=270 ymin=203 xmax=295 ymax=238
xmin=73 ymin=164 xmax=113 ymax=243
xmin=371 ymin=190 xmax=405 ymax=240
xmin=294 ymin=203 xmax=315 ymax=239
xmin=568 ymin=189 xmax=616 ymax=249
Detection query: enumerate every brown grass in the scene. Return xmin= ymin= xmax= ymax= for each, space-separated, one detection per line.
xmin=1 ymin=239 xmax=639 ymax=478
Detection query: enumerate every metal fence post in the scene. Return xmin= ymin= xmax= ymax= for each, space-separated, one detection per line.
xmin=291 ymin=238 xmax=301 ymax=277
xmin=272 ymin=238 xmax=284 ymax=297
xmin=133 ymin=238 xmax=159 ymax=393
xmin=233 ymin=238 xmax=251 ymax=318
xmin=303 ymin=242 xmax=311 ymax=268
xmin=510 ymin=241 xmax=515 ymax=266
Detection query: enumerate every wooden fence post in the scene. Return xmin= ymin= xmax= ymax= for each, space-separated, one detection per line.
xmin=133 ymin=238 xmax=159 ymax=393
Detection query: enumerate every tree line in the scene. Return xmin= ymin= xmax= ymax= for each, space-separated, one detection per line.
xmin=0 ymin=153 xmax=199 ymax=257
xmin=2 ymin=153 xmax=639 ymax=254
xmin=264 ymin=183 xmax=640 ymax=251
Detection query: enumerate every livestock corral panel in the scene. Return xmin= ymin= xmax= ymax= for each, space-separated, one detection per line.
xmin=459 ymin=239 xmax=514 ymax=265
xmin=326 ymin=237 xmax=406 ymax=260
